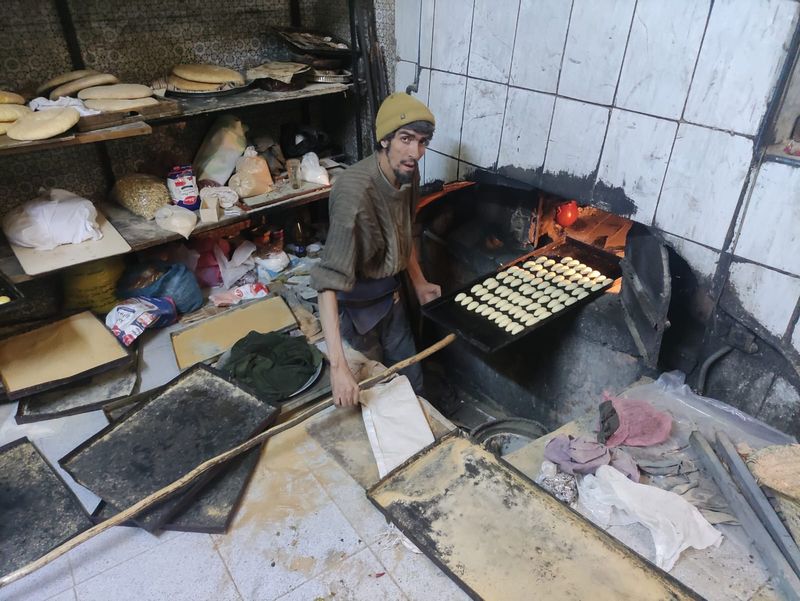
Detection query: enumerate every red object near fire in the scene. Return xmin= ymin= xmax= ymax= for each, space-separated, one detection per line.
xmin=556 ymin=200 xmax=579 ymax=227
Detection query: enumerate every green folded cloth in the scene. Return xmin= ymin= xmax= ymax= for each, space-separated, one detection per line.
xmin=222 ymin=331 xmax=322 ymax=403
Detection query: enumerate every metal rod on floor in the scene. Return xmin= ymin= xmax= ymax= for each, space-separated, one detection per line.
xmin=0 ymin=333 xmax=456 ymax=588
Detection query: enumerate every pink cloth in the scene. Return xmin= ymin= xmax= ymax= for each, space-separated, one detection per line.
xmin=605 ymin=396 xmax=672 ymax=447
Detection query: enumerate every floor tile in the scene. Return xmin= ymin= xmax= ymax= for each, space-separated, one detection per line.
xmin=74 ymin=533 xmax=240 ymax=601
xmin=510 ymin=0 xmax=571 ymax=93
xmin=371 ymin=541 xmax=471 ymax=601
xmin=0 ymin=554 xmax=73 ymax=601
xmin=47 ymin=590 xmax=77 ymax=601
xmin=213 ymin=466 xmax=366 ymax=601
xmin=68 ymin=525 xmax=179 ymax=585
xmin=275 ymin=547 xmax=405 ymax=601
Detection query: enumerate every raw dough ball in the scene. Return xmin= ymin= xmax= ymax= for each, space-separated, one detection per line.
xmin=505 ymin=321 xmax=519 ymax=333
xmin=470 ymin=284 xmax=482 ymax=294
xmin=568 ymin=259 xmax=581 ymax=268
xmin=455 ymin=292 xmax=466 ymax=303
xmin=565 ymin=283 xmax=578 ymax=292
xmin=508 ymin=292 xmax=521 ymax=303
xmin=530 ymin=277 xmax=544 ymax=286
xmin=539 ymin=295 xmax=551 ymax=304
xmin=578 ymin=277 xmax=592 ymax=287
xmin=518 ymin=297 xmax=532 ymax=307
xmin=480 ymin=292 xmax=494 ymax=302
xmin=534 ymin=256 xmax=547 ymax=264
xmin=497 ymin=316 xmax=511 ymax=327
xmin=497 ymin=270 xmax=510 ymax=279
xmin=552 ymin=264 xmax=565 ymax=273
xmin=460 ymin=295 xmax=473 ymax=306
xmin=483 ymin=278 xmax=498 ymax=289
xmin=579 ymin=266 xmax=593 ymax=275
xmin=528 ymin=302 xmax=542 ymax=313
xmin=543 ymin=285 xmax=557 ymax=296
xmin=564 ymin=297 xmax=577 ymax=306
xmin=523 ymin=261 xmax=537 ymax=269
xmin=601 ymin=277 xmax=614 ymax=286
xmin=497 ymin=300 xmax=511 ymax=311
xmin=520 ymin=284 xmax=534 ymax=294
xmin=510 ymin=324 xmax=524 ymax=335
xmin=560 ymin=256 xmax=573 ymax=264
xmin=533 ymin=307 xmax=547 ymax=317
xmin=508 ymin=277 xmax=522 ymax=288
xmin=591 ymin=283 xmax=604 ymax=292
xmin=576 ymin=291 xmax=589 ymax=300
xmin=543 ymin=259 xmax=556 ymax=267
xmin=539 ymin=310 xmax=552 ymax=319
xmin=544 ymin=272 xmax=555 ymax=281
xmin=547 ymin=298 xmax=561 ymax=309
xmin=552 ymin=275 xmax=565 ymax=284
xmin=563 ymin=268 xmax=576 ymax=277
xmin=467 ymin=301 xmax=479 ymax=311
xmin=551 ymin=303 xmax=565 ymax=312
xmin=568 ymin=273 xmax=583 ymax=282
xmin=535 ymin=268 xmax=548 ymax=278
xmin=530 ymin=290 xmax=544 ymax=300
xmin=523 ymin=316 xmax=538 ymax=327
xmin=488 ymin=309 xmax=501 ymax=320
xmin=497 ymin=287 xmax=511 ymax=298
xmin=556 ymin=279 xmax=570 ymax=288
xmin=7 ymin=107 xmax=79 ymax=140
xmin=589 ymin=270 xmax=602 ymax=279
xmin=487 ymin=296 xmax=501 ymax=306
xmin=479 ymin=304 xmax=493 ymax=316
xmin=571 ymin=288 xmax=583 ymax=297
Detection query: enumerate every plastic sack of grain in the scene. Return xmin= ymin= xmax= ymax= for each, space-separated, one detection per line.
xmin=111 ymin=174 xmax=171 ymax=220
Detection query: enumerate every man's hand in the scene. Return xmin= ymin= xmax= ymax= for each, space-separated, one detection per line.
xmin=331 ymin=363 xmax=360 ymax=407
xmin=414 ymin=280 xmax=441 ymax=306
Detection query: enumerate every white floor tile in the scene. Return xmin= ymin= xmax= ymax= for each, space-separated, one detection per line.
xmin=46 ymin=590 xmax=77 ymax=601
xmin=371 ymin=542 xmax=471 ymax=601
xmin=74 ymin=533 xmax=240 ymax=601
xmin=0 ymin=554 xmax=73 ymax=601
xmin=68 ymin=525 xmax=179 ymax=585
xmin=275 ymin=547 xmax=405 ymax=601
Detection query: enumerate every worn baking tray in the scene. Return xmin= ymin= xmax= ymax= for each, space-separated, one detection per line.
xmin=0 ymin=437 xmax=94 ymax=577
xmin=274 ymin=27 xmax=351 ymax=58
xmin=421 ymin=237 xmax=621 ymax=353
xmin=60 ymin=364 xmax=278 ymax=532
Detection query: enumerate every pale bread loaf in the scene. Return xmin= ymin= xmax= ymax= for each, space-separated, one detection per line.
xmin=49 ymin=73 xmax=119 ymax=100
xmin=84 ymin=97 xmax=159 ymax=113
xmin=0 ymin=122 xmax=14 ymax=135
xmin=78 ymin=83 xmax=154 ymax=100
xmin=167 ymin=74 xmax=225 ymax=92
xmin=0 ymin=91 xmax=25 ymax=105
xmin=171 ymin=64 xmax=244 ymax=85
xmin=6 ymin=107 xmax=80 ymax=141
xmin=36 ymin=69 xmax=99 ymax=95
xmin=0 ymin=104 xmax=31 ymax=121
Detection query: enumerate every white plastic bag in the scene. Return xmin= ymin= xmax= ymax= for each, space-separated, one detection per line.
xmin=154 ymin=205 xmax=197 ymax=239
xmin=213 ymin=240 xmax=257 ymax=289
xmin=2 ymin=188 xmax=103 ymax=250
xmin=228 ymin=146 xmax=273 ymax=198
xmin=299 ymin=152 xmax=330 ymax=185
xmin=193 ymin=115 xmax=248 ymax=185
xmin=577 ymin=465 xmax=722 ymax=571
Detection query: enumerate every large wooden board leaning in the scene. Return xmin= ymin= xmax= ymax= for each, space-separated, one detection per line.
xmin=0 ymin=311 xmax=130 ymax=400
xmin=171 ymin=296 xmax=297 ymax=369
xmin=10 ymin=210 xmax=131 ymax=276
xmin=368 ymin=434 xmax=701 ymax=601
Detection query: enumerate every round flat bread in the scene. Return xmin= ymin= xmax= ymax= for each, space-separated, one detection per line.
xmin=0 ymin=122 xmax=14 ymax=135
xmin=36 ymin=69 xmax=100 ymax=95
xmin=0 ymin=91 xmax=25 ymax=105
xmin=50 ymin=73 xmax=119 ymax=100
xmin=0 ymin=104 xmax=31 ymax=122
xmin=172 ymin=64 xmax=245 ymax=85
xmin=6 ymin=107 xmax=80 ymax=141
xmin=167 ymin=74 xmax=227 ymax=92
xmin=78 ymin=83 xmax=154 ymax=100
xmin=84 ymin=97 xmax=159 ymax=113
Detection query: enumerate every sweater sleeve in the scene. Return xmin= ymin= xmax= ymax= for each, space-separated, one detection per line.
xmin=310 ymin=187 xmax=360 ymax=293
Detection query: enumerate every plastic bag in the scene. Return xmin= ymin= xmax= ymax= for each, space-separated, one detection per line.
xmin=105 ymin=296 xmax=177 ymax=346
xmin=228 ymin=146 xmax=273 ymax=198
xmin=111 ymin=174 xmax=170 ymax=220
xmin=299 ymin=152 xmax=329 ymax=185
xmin=3 ymin=188 xmax=102 ymax=250
xmin=117 ymin=262 xmax=203 ymax=314
xmin=209 ymin=283 xmax=268 ymax=307
xmin=213 ymin=240 xmax=257 ymax=289
xmin=193 ymin=115 xmax=248 ymax=185
xmin=155 ymin=205 xmax=197 ymax=239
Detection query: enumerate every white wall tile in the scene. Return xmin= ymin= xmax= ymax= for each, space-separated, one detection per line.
xmin=727 ymin=262 xmax=800 ymax=338
xmin=468 ymin=0 xmax=520 ymax=83
xmin=597 ymin=109 xmax=677 ymax=224
xmin=735 ymin=162 xmax=800 ymax=277
xmin=558 ymin=0 xmax=636 ymax=105
xmin=793 ymin=321 xmax=800 ymax=355
xmin=423 ymin=150 xmax=459 ymax=184
xmin=394 ymin=60 xmax=416 ymax=93
xmin=431 ymin=0 xmax=474 ymax=75
xmin=684 ymin=0 xmax=799 ymax=136
xmin=544 ymin=97 xmax=609 ymax=178
xmin=427 ymin=70 xmax=467 ymax=157
xmin=662 ymin=233 xmax=720 ymax=280
xmin=655 ymin=124 xmax=752 ymax=250
xmin=497 ymin=87 xmax=554 ymax=173
xmin=510 ymin=0 xmax=572 ymax=93
xmin=420 ymin=0 xmax=435 ymax=67
xmin=616 ymin=0 xmax=709 ymax=119
xmin=459 ymin=78 xmax=507 ymax=168
xmin=396 ymin=0 xmax=421 ymax=63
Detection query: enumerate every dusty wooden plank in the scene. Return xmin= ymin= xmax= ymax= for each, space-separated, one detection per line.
xmin=690 ymin=431 xmax=800 ymax=601
xmin=716 ymin=432 xmax=800 ymax=576
xmin=0 ymin=122 xmax=151 ymax=157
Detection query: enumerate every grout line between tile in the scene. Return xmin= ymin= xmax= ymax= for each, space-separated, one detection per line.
xmin=541 ymin=0 xmax=575 ymax=173
xmin=210 ymin=536 xmax=245 ymax=601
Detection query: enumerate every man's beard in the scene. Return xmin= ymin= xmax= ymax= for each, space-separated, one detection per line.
xmin=393 ymin=164 xmax=416 ymax=184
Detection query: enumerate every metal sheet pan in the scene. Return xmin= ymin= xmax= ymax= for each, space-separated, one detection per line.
xmin=60 ymin=364 xmax=278 ymax=532
xmin=421 ymin=238 xmax=621 ymax=353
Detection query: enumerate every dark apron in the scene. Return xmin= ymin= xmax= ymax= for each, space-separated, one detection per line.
xmin=336 ymin=276 xmax=400 ymax=335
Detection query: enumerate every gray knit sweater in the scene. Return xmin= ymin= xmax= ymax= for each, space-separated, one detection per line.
xmin=311 ymin=153 xmax=418 ymax=293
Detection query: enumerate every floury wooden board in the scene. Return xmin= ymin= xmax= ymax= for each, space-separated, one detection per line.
xmin=10 ymin=211 xmax=131 ymax=276
xmin=368 ymin=434 xmax=701 ymax=601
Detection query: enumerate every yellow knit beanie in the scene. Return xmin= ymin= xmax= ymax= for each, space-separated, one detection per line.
xmin=375 ymin=93 xmax=435 ymax=141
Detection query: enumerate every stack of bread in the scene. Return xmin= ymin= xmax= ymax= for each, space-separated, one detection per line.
xmin=167 ymin=64 xmax=245 ymax=93
xmin=0 ymin=90 xmax=30 ymax=135
xmin=37 ymin=69 xmax=157 ymax=113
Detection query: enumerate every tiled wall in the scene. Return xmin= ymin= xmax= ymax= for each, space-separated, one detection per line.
xmin=396 ymin=0 xmax=800 ymax=358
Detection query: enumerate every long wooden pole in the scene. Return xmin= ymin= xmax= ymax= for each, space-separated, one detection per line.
xmin=0 ymin=333 xmax=456 ymax=588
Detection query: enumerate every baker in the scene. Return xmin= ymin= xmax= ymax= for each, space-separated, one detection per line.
xmin=311 ymin=93 xmax=441 ymax=407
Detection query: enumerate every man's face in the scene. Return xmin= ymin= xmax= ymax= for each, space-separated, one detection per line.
xmin=385 ymin=128 xmax=431 ymax=184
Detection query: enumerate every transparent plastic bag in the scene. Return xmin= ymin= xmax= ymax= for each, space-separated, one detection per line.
xmin=299 ymin=151 xmax=329 ymax=185
xmin=154 ymin=205 xmax=197 ymax=239
xmin=228 ymin=146 xmax=273 ymax=198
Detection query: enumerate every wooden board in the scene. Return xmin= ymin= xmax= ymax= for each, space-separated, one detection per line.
xmin=171 ymin=296 xmax=297 ymax=370
xmin=76 ymin=98 xmax=180 ymax=132
xmin=368 ymin=434 xmax=701 ymax=601
xmin=10 ymin=210 xmax=131 ymax=276
xmin=0 ymin=121 xmax=151 ymax=157
xmin=242 ymin=179 xmax=330 ymax=209
xmin=0 ymin=311 xmax=130 ymax=400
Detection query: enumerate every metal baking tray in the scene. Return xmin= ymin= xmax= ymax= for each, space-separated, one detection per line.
xmin=422 ymin=238 xmax=621 ymax=353
xmin=274 ymin=27 xmax=351 ymax=58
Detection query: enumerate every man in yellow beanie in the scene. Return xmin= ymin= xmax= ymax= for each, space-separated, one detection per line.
xmin=310 ymin=93 xmax=440 ymax=407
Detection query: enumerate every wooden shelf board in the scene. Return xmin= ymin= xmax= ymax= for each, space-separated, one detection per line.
xmin=0 ymin=121 xmax=152 ymax=157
